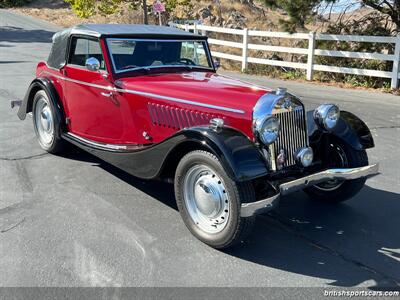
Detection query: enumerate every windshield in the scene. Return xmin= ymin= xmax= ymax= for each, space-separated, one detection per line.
xmin=106 ymin=38 xmax=213 ymax=73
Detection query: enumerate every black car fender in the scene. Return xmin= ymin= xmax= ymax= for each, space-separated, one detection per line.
xmin=160 ymin=126 xmax=269 ymax=181
xmin=63 ymin=126 xmax=269 ymax=182
xmin=306 ymin=110 xmax=374 ymax=150
xmin=18 ymin=78 xmax=65 ymax=137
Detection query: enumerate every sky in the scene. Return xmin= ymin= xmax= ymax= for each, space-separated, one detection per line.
xmin=318 ymin=0 xmax=362 ymax=14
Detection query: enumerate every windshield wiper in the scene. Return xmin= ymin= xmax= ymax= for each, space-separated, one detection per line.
xmin=118 ymin=64 xmax=139 ymax=70
xmin=116 ymin=64 xmax=211 ymax=74
xmin=117 ymin=66 xmax=151 ymax=73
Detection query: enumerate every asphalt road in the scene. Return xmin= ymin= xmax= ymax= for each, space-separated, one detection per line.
xmin=0 ymin=9 xmax=399 ymax=288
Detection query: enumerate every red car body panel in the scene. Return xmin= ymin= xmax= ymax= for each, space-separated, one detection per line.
xmin=36 ymin=57 xmax=271 ymax=145
xmin=116 ymin=72 xmax=270 ymax=143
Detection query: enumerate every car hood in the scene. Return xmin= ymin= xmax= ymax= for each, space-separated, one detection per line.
xmin=115 ymin=72 xmax=271 ymax=115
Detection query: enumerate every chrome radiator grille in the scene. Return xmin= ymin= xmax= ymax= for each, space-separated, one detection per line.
xmin=272 ymin=106 xmax=308 ymax=168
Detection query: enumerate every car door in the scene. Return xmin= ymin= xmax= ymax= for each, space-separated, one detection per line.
xmin=63 ymin=36 xmax=124 ymax=143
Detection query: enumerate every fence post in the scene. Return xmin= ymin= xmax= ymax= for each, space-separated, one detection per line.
xmin=306 ymin=31 xmax=316 ymax=81
xmin=184 ymin=23 xmax=189 ymax=32
xmin=242 ymin=28 xmax=248 ymax=71
xmin=391 ymin=34 xmax=400 ymax=89
xmin=193 ymin=23 xmax=198 ymax=35
xmin=201 ymin=25 xmax=206 ymax=36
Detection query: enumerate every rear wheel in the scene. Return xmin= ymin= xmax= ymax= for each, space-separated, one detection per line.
xmin=175 ymin=150 xmax=255 ymax=249
xmin=304 ymin=138 xmax=368 ymax=203
xmin=32 ymin=90 xmax=66 ymax=154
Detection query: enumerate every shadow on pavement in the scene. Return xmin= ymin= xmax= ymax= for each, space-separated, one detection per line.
xmin=99 ymin=161 xmax=178 ymax=210
xmin=58 ymin=150 xmax=399 ymax=288
xmin=0 ymin=26 xmax=55 ymax=43
xmin=229 ymin=187 xmax=400 ymax=288
xmin=58 ymin=149 xmax=178 ymax=210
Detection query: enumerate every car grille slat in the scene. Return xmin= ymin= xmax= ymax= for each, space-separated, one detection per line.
xmin=273 ymin=106 xmax=308 ymax=168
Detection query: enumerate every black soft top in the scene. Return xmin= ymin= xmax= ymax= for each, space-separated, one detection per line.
xmin=47 ymin=24 xmax=206 ymax=69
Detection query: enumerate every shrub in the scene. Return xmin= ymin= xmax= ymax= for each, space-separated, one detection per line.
xmin=65 ymin=0 xmax=96 ymax=18
xmin=0 ymin=0 xmax=30 ymax=8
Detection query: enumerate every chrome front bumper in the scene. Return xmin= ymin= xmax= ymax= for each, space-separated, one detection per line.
xmin=241 ymin=163 xmax=379 ymax=217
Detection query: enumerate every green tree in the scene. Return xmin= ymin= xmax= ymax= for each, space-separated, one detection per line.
xmin=264 ymin=0 xmax=336 ymax=32
xmin=66 ymin=0 xmax=96 ymax=18
xmin=362 ymin=0 xmax=400 ymax=31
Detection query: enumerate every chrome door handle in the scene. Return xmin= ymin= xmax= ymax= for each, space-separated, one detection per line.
xmin=101 ymin=92 xmax=113 ymax=97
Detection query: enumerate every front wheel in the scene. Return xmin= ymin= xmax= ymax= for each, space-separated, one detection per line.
xmin=304 ymin=138 xmax=369 ymax=203
xmin=174 ymin=150 xmax=255 ymax=249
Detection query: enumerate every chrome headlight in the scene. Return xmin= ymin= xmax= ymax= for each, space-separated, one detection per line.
xmin=313 ymin=104 xmax=340 ymax=131
xmin=257 ymin=116 xmax=280 ymax=145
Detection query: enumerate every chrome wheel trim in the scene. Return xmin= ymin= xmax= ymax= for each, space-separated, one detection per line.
xmin=34 ymin=96 xmax=54 ymax=147
xmin=183 ymin=164 xmax=230 ymax=234
xmin=314 ymin=143 xmax=348 ymax=191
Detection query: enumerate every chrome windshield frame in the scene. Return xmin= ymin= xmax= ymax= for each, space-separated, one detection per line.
xmin=105 ymin=38 xmax=215 ymax=74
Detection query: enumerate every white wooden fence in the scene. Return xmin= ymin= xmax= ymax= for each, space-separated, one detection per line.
xmin=171 ymin=23 xmax=400 ymax=89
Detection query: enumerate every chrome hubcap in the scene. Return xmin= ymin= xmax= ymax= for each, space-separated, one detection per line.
xmin=34 ymin=97 xmax=54 ymax=147
xmin=184 ymin=165 xmax=229 ymax=234
xmin=40 ymin=108 xmax=52 ymax=132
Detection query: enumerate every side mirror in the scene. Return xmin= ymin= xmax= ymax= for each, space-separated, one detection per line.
xmin=213 ymin=58 xmax=220 ymax=70
xmin=85 ymin=57 xmax=100 ymax=72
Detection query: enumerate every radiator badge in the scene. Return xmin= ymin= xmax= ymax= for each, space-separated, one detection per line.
xmin=277 ymin=149 xmax=286 ymax=169
xmin=283 ymin=98 xmax=293 ymax=111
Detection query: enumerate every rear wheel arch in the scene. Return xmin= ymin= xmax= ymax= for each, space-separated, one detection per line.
xmin=19 ymin=78 xmax=65 ymax=133
xmin=26 ymin=85 xmax=42 ymax=114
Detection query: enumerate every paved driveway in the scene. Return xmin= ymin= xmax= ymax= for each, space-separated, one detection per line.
xmin=0 ymin=9 xmax=399 ymax=288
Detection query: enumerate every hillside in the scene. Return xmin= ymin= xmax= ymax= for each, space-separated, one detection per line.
xmin=9 ymin=0 xmax=331 ymax=31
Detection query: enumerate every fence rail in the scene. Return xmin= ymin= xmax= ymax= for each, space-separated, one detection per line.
xmin=171 ymin=23 xmax=400 ymax=89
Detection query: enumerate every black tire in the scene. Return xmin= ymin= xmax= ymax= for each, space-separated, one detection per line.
xmin=174 ymin=150 xmax=255 ymax=249
xmin=32 ymin=90 xmax=66 ymax=154
xmin=304 ymin=138 xmax=368 ymax=203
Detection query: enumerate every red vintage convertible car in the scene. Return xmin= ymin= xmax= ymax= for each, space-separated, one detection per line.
xmin=17 ymin=24 xmax=379 ymax=248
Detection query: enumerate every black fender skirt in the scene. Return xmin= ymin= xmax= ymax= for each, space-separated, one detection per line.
xmin=306 ymin=110 xmax=374 ymax=150
xmin=62 ymin=127 xmax=269 ymax=182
